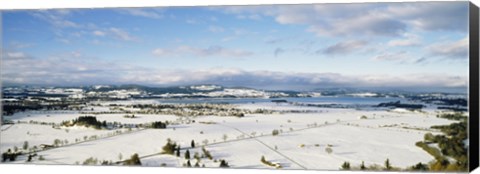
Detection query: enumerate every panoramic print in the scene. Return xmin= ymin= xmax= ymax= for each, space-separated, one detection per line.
xmin=1 ymin=2 xmax=470 ymax=172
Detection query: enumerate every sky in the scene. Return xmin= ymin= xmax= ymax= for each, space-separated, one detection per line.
xmin=1 ymin=2 xmax=471 ymax=91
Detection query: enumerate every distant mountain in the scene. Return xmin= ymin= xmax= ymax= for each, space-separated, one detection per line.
xmin=3 ymin=84 xmax=467 ymax=100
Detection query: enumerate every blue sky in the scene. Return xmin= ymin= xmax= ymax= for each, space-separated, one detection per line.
xmin=2 ymin=2 xmax=470 ymax=91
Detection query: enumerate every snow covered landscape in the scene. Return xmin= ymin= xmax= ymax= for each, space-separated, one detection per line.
xmin=0 ymin=87 xmax=468 ymax=171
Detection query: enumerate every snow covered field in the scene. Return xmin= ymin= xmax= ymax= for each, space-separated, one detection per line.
xmin=0 ymin=99 xmax=459 ymax=170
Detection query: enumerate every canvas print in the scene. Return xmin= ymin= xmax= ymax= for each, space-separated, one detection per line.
xmin=0 ymin=1 xmax=472 ymax=172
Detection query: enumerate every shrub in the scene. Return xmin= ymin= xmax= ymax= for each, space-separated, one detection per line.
xmin=194 ymin=161 xmax=200 ymax=167
xmin=219 ymin=159 xmax=229 ymax=168
xmin=194 ymin=152 xmax=200 ymax=161
xmin=202 ymin=147 xmax=213 ymax=160
xmin=53 ymin=139 xmax=62 ymax=147
xmin=124 ymin=153 xmax=141 ymax=165
xmin=82 ymin=157 xmax=98 ymax=165
xmin=272 ymin=129 xmax=279 ymax=136
xmin=410 ymin=162 xmax=428 ymax=171
xmin=423 ymin=132 xmax=434 ymax=141
xmin=325 ymin=147 xmax=333 ymax=154
xmin=341 ymin=161 xmax=350 ymax=170
xmin=415 ymin=141 xmax=443 ymax=160
xmin=162 ymin=141 xmax=177 ymax=155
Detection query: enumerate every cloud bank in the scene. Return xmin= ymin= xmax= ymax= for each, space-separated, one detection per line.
xmin=152 ymin=45 xmax=253 ymax=58
xmin=3 ymin=51 xmax=467 ymax=91
xmin=216 ymin=2 xmax=468 ymax=37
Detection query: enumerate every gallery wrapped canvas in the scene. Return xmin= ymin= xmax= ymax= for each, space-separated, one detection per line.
xmin=1 ymin=0 xmax=479 ymax=173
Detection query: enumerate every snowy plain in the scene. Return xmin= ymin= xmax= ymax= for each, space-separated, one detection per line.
xmin=0 ymin=100 xmax=459 ymax=170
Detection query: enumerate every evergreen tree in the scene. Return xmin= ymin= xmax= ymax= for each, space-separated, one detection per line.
xmin=186 ymin=160 xmax=191 ymax=167
xmin=185 ymin=149 xmax=190 ymax=159
xmin=124 ymin=153 xmax=141 ymax=165
xmin=219 ymin=159 xmax=229 ymax=168
xmin=27 ymin=154 xmax=33 ymax=162
xmin=195 ymin=161 xmax=200 ymax=167
xmin=411 ymin=162 xmax=428 ymax=171
xmin=176 ymin=148 xmax=181 ymax=157
xmin=360 ymin=161 xmax=366 ymax=170
xmin=341 ymin=161 xmax=350 ymax=170
xmin=191 ymin=140 xmax=195 ymax=148
xmin=2 ymin=152 xmax=8 ymax=162
xmin=23 ymin=141 xmax=29 ymax=150
xmin=385 ymin=158 xmax=392 ymax=170
xmin=162 ymin=141 xmax=176 ymax=155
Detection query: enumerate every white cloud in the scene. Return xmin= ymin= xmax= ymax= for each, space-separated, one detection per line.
xmin=208 ymin=25 xmax=225 ymax=33
xmin=151 ymin=48 xmax=170 ymax=57
xmin=31 ymin=10 xmax=80 ymax=28
xmin=385 ymin=2 xmax=468 ymax=32
xmin=322 ymin=40 xmax=368 ymax=55
xmin=2 ymin=51 xmax=466 ymax=90
xmin=2 ymin=51 xmax=139 ymax=85
xmin=236 ymin=14 xmax=262 ymax=20
xmin=371 ymin=51 xmax=411 ymax=62
xmin=71 ymin=51 xmax=82 ymax=58
xmin=106 ymin=68 xmax=468 ymax=90
xmin=6 ymin=52 xmax=27 ymax=58
xmin=8 ymin=41 xmax=34 ymax=49
xmin=30 ymin=10 xmax=140 ymax=43
xmin=264 ymin=37 xmax=285 ymax=44
xmin=56 ymin=38 xmax=71 ymax=44
xmin=152 ymin=45 xmax=253 ymax=58
xmin=215 ymin=2 xmax=467 ymax=37
xmin=118 ymin=8 xmax=163 ymax=19
xmin=109 ymin=27 xmax=137 ymax=41
xmin=93 ymin=30 xmax=106 ymax=36
xmin=427 ymin=37 xmax=468 ymax=59
xmin=304 ymin=8 xmax=406 ymax=37
xmin=387 ymin=33 xmax=421 ymax=47
xmin=186 ymin=19 xmax=198 ymax=24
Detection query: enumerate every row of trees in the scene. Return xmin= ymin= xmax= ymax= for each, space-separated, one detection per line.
xmin=415 ymin=113 xmax=468 ymax=171
xmin=150 ymin=121 xmax=167 ymax=129
xmin=342 ymin=114 xmax=468 ymax=172
xmin=161 ymin=138 xmax=230 ymax=168
xmin=340 ymin=159 xmax=395 ymax=171
xmin=61 ymin=116 xmax=105 ymax=129
xmin=1 ymin=149 xmax=21 ymax=162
